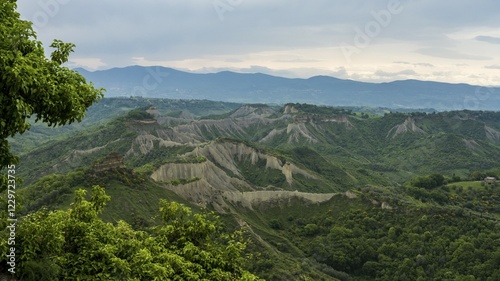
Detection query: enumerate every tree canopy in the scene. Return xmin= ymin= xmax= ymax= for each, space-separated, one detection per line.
xmin=0 ymin=0 xmax=103 ymax=185
xmin=0 ymin=185 xmax=262 ymax=280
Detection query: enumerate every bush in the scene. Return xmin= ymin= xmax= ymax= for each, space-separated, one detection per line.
xmin=269 ymin=219 xmax=283 ymax=230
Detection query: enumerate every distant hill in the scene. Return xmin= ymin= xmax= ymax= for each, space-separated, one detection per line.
xmin=76 ymin=66 xmax=500 ymax=111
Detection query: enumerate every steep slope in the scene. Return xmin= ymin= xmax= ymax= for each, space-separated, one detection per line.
xmin=150 ymin=139 xmax=334 ymax=211
xmin=16 ymin=100 xmax=500 ymax=188
xmin=386 ymin=117 xmax=426 ymax=138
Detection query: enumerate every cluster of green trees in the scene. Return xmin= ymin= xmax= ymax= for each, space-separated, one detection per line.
xmin=164 ymin=176 xmax=201 ymax=186
xmin=237 ymin=157 xmax=287 ymax=188
xmin=128 ymin=145 xmax=194 ymax=174
xmin=288 ymin=147 xmax=352 ymax=188
xmin=19 ymin=170 xmax=86 ymax=213
xmin=403 ymin=171 xmax=500 ymax=215
xmin=1 ymin=186 xmax=262 ymax=280
xmin=285 ymin=103 xmax=354 ymax=116
xmin=261 ymin=192 xmax=500 ymax=280
xmin=173 ymin=155 xmax=207 ymax=164
xmin=122 ymin=109 xmax=156 ymax=121
xmin=468 ymin=170 xmax=499 ymax=181
xmin=409 ymin=174 xmax=446 ymax=189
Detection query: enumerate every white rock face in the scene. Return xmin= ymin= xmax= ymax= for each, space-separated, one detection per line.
xmin=151 ymin=160 xmax=251 ymax=192
xmin=387 ymin=117 xmax=426 ymax=138
xmin=286 ymin=123 xmax=318 ymax=144
xmin=126 ymin=134 xmax=190 ymax=157
xmin=485 ymin=125 xmax=500 ymax=141
xmin=223 ymin=190 xmax=337 ymax=209
xmin=150 ymin=140 xmax=324 ymax=210
xmin=283 ymin=105 xmax=299 ymax=114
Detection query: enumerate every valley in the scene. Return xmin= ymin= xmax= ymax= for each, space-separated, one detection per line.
xmin=5 ymin=98 xmax=500 ymax=280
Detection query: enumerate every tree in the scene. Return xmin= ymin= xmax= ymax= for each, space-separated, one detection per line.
xmin=410 ymin=174 xmax=445 ymax=189
xmin=0 ymin=0 xmax=103 ymax=189
xmin=1 ymin=186 xmax=263 ymax=280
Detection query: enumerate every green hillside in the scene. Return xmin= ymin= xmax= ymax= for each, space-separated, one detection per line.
xmin=14 ymin=99 xmax=500 ymax=188
xmin=3 ymin=98 xmax=500 ymax=280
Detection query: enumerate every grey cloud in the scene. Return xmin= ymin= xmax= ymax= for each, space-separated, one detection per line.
xmin=432 ymin=71 xmax=453 ymax=77
xmin=485 ymin=65 xmax=500 ymax=69
xmin=15 ymin=0 xmax=500 ymax=82
xmin=475 ymin=36 xmax=500 ymax=44
xmin=416 ymin=48 xmax=491 ymax=61
xmin=406 ymin=0 xmax=500 ymax=29
xmin=20 ymin=1 xmax=500 ymax=58
xmin=393 ymin=61 xmax=412 ymax=65
xmin=415 ymin=63 xmax=434 ymax=67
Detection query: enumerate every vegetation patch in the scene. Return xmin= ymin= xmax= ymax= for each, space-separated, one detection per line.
xmin=162 ymin=176 xmax=201 ymax=186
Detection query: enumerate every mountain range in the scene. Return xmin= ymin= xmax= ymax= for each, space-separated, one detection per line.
xmin=75 ymin=66 xmax=500 ymax=111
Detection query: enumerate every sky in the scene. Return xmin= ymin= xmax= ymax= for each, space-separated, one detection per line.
xmin=16 ymin=0 xmax=500 ymax=86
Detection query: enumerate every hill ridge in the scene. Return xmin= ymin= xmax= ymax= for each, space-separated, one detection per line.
xmin=76 ymin=66 xmax=500 ymax=111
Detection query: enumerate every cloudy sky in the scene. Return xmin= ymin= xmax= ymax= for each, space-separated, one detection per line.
xmin=17 ymin=0 xmax=500 ymax=85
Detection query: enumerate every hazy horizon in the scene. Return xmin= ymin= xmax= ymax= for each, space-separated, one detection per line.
xmin=17 ymin=0 xmax=500 ymax=86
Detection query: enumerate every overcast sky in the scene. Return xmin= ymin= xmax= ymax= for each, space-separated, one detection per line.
xmin=17 ymin=0 xmax=500 ymax=85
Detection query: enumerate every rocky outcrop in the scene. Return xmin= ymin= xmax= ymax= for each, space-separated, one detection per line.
xmin=151 ymin=160 xmax=252 ymax=192
xmin=157 ymin=117 xmax=272 ymax=143
xmin=463 ymin=139 xmax=480 ymax=151
xmin=230 ymin=105 xmax=275 ymax=118
xmin=259 ymin=128 xmax=287 ymax=143
xmin=283 ymin=104 xmax=299 ymax=114
xmin=93 ymin=153 xmax=124 ymax=172
xmin=345 ymin=191 xmax=358 ymax=199
xmin=320 ymin=115 xmax=354 ymax=129
xmin=57 ymin=139 xmax=122 ymax=167
xmin=189 ymin=140 xmax=318 ymax=184
xmin=222 ymin=190 xmax=337 ymax=209
xmin=485 ymin=125 xmax=500 ymax=141
xmin=150 ymin=140 xmax=322 ymax=209
xmin=387 ymin=117 xmax=425 ymax=138
xmin=126 ymin=134 xmax=193 ymax=156
xmin=286 ymin=123 xmax=319 ymax=144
